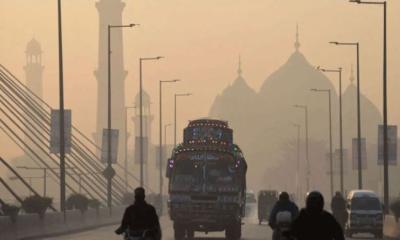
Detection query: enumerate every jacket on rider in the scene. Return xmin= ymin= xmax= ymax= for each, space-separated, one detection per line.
xmin=268 ymin=192 xmax=299 ymax=229
xmin=289 ymin=191 xmax=344 ymax=240
xmin=115 ymin=188 xmax=161 ymax=239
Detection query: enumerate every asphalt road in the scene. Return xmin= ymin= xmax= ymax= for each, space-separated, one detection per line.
xmin=42 ymin=215 xmax=381 ymax=240
xmin=43 ymin=216 xmax=270 ymax=240
xmin=43 ymin=204 xmax=382 ymax=240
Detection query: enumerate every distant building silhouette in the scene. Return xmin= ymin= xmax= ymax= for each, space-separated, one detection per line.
xmin=23 ymin=38 xmax=44 ymax=151
xmin=24 ymin=38 xmax=44 ymax=103
xmin=209 ymin=26 xmax=385 ymax=195
xmin=341 ymin=65 xmax=382 ymax=191
xmin=132 ymin=90 xmax=154 ymax=185
xmin=209 ymin=56 xmax=257 ymax=148
xmin=94 ymin=0 xmax=128 ymax=162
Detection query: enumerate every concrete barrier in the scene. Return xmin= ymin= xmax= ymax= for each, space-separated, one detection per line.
xmin=0 ymin=206 xmax=126 ymax=240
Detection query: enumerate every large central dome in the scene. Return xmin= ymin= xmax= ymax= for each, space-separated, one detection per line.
xmin=207 ymin=27 xmax=383 ymax=194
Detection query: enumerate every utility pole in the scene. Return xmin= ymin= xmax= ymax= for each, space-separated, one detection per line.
xmin=106 ymin=24 xmax=136 ymax=215
xmin=159 ymin=80 xmax=179 ymax=203
xmin=124 ymin=106 xmax=136 ymax=192
xmin=350 ymin=0 xmax=389 ymax=214
xmin=311 ymin=89 xmax=333 ymax=197
xmin=317 ymin=66 xmax=344 ymax=193
xmin=292 ymin=123 xmax=301 ymax=199
xmin=330 ymin=41 xmax=363 ymax=189
xmin=294 ymin=104 xmax=309 ymax=191
xmin=57 ymin=0 xmax=66 ymax=219
xmin=139 ymin=57 xmax=163 ymax=187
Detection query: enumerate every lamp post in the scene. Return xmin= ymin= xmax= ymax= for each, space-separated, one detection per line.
xmin=124 ymin=106 xmax=136 ymax=193
xmin=330 ymin=41 xmax=363 ymax=189
xmin=293 ymin=104 xmax=309 ymax=191
xmin=350 ymin=0 xmax=389 ymax=214
xmin=174 ymin=93 xmax=192 ymax=147
xmin=139 ymin=57 xmax=163 ymax=187
xmin=317 ymin=66 xmax=344 ymax=193
xmin=159 ymin=80 xmax=179 ymax=198
xmin=311 ymin=88 xmax=333 ymax=197
xmin=292 ymin=123 xmax=301 ymax=200
xmin=56 ymin=0 xmax=66 ymax=218
xmin=106 ymin=23 xmax=138 ymax=214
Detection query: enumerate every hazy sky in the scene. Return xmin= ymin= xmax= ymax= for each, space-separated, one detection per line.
xmin=1 ymin=0 xmax=400 ymax=161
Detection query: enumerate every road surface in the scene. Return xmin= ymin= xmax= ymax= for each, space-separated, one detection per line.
xmin=43 ymin=215 xmax=379 ymax=240
xmin=43 ymin=215 xmax=268 ymax=240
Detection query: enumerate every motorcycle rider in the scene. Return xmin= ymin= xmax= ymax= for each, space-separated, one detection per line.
xmin=268 ymin=191 xmax=299 ymax=240
xmin=115 ymin=187 xmax=161 ymax=240
xmin=288 ymin=191 xmax=344 ymax=240
xmin=331 ymin=191 xmax=348 ymax=230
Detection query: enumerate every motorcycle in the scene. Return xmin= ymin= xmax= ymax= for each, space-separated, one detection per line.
xmin=274 ymin=211 xmax=292 ymax=240
xmin=123 ymin=227 xmax=161 ymax=240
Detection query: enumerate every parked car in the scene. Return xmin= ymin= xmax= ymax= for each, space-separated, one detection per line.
xmin=345 ymin=190 xmax=383 ymax=239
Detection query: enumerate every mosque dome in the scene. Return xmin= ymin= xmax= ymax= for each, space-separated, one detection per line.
xmin=341 ymin=66 xmax=382 ymax=146
xmin=134 ymin=89 xmax=151 ymax=105
xmin=209 ymin=56 xmax=257 ymax=118
xmin=26 ymin=38 xmax=42 ymax=55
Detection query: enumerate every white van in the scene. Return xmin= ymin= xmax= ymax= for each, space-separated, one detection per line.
xmin=345 ymin=190 xmax=383 ymax=238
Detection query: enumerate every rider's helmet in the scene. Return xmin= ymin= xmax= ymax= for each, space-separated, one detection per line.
xmin=278 ymin=191 xmax=290 ymax=201
xmin=335 ymin=191 xmax=342 ymax=197
xmin=134 ymin=187 xmax=146 ymax=201
xmin=306 ymin=191 xmax=324 ymax=213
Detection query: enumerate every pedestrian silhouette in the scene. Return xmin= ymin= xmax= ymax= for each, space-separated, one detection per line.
xmin=331 ymin=191 xmax=348 ymax=230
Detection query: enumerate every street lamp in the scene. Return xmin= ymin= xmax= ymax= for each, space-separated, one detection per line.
xmin=106 ymin=23 xmax=138 ymax=213
xmin=310 ymin=88 xmax=334 ymax=197
xmin=124 ymin=105 xmax=136 ymax=193
xmin=139 ymin=56 xmax=164 ymax=187
xmin=159 ymin=80 xmax=180 ymax=200
xmin=292 ymin=123 xmax=301 ymax=200
xmin=174 ymin=93 xmax=192 ymax=147
xmin=317 ymin=66 xmax=344 ymax=194
xmin=56 ymin=0 xmax=66 ymax=218
xmin=350 ymin=0 xmax=390 ymax=214
xmin=293 ymin=104 xmax=309 ymax=192
xmin=330 ymin=41 xmax=363 ymax=190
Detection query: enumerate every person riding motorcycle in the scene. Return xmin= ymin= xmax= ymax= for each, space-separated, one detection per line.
xmin=115 ymin=187 xmax=161 ymax=240
xmin=288 ymin=191 xmax=344 ymax=240
xmin=268 ymin=192 xmax=299 ymax=240
xmin=331 ymin=191 xmax=348 ymax=230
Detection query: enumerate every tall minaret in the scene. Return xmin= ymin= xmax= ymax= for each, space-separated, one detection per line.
xmin=349 ymin=64 xmax=355 ymax=85
xmin=294 ymin=24 xmax=301 ymax=51
xmin=94 ymin=0 xmax=128 ymax=161
xmin=23 ymin=39 xmax=44 ymax=159
xmin=132 ymin=90 xmax=154 ymax=186
xmin=24 ymin=38 xmax=44 ymax=101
